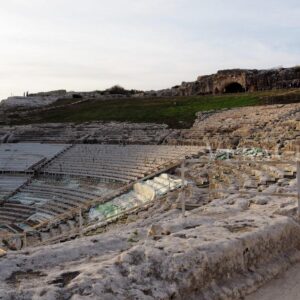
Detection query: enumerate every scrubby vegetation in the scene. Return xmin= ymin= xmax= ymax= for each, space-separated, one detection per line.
xmin=104 ymin=85 xmax=141 ymax=96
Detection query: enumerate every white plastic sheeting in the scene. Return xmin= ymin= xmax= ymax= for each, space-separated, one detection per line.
xmin=89 ymin=173 xmax=185 ymax=221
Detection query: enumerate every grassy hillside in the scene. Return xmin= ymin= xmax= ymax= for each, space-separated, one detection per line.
xmin=12 ymin=89 xmax=300 ymax=128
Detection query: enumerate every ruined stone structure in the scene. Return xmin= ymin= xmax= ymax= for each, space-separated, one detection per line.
xmin=0 ymin=103 xmax=299 ymax=299
xmin=155 ymin=66 xmax=300 ymax=97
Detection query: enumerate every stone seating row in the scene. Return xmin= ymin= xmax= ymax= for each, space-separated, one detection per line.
xmin=46 ymin=157 xmax=162 ymax=171
xmin=0 ymin=176 xmax=114 ymax=232
xmin=0 ymin=175 xmax=29 ymax=201
xmin=0 ymin=143 xmax=68 ymax=172
xmin=43 ymin=145 xmax=201 ymax=182
xmin=0 ymin=202 xmax=35 ymax=225
xmin=3 ymin=122 xmax=171 ymax=144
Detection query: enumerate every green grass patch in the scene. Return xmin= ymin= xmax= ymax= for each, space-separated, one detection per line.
xmin=16 ymin=89 xmax=300 ymax=128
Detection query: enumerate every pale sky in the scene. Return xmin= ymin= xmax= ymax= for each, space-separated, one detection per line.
xmin=0 ymin=0 xmax=299 ymax=100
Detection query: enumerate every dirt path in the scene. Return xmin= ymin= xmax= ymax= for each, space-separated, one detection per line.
xmin=246 ymin=263 xmax=300 ymax=300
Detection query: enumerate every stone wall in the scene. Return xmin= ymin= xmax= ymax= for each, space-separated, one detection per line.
xmin=154 ymin=66 xmax=300 ymax=97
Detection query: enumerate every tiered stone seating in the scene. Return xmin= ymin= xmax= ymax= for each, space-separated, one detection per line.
xmin=0 ymin=143 xmax=68 ymax=172
xmin=208 ymin=156 xmax=298 ymax=198
xmin=86 ymin=122 xmax=170 ymax=144
xmin=0 ymin=175 xmax=29 ymax=201
xmin=42 ymin=145 xmax=202 ymax=183
xmin=0 ymin=127 xmax=12 ymax=143
xmin=5 ymin=122 xmax=171 ymax=144
xmin=166 ymin=103 xmax=300 ymax=151
xmin=8 ymin=177 xmax=115 ymax=223
xmin=0 ymin=202 xmax=36 ymax=225
xmin=8 ymin=124 xmax=83 ymax=143
xmin=0 ymin=144 xmax=200 ymax=240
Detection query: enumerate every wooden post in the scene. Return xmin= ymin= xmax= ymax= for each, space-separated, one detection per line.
xmin=78 ymin=209 xmax=83 ymax=237
xmin=181 ymin=160 xmax=186 ymax=218
xmin=297 ymin=161 xmax=300 ymax=218
xmin=208 ymin=167 xmax=212 ymax=200
xmin=23 ymin=232 xmax=27 ymax=248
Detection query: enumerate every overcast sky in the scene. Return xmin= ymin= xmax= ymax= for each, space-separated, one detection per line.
xmin=0 ymin=0 xmax=299 ymax=100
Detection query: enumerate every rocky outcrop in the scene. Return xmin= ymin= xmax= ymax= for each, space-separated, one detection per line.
xmin=1 ymin=204 xmax=300 ymax=299
xmin=154 ymin=67 xmax=300 ymax=97
xmin=0 ymin=90 xmax=76 ymax=109
xmin=28 ymin=90 xmax=67 ymax=97
xmin=0 ymin=96 xmax=62 ymax=109
xmin=0 ymin=90 xmax=130 ymax=110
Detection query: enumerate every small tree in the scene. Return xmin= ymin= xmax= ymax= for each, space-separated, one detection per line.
xmin=107 ymin=85 xmax=126 ymax=95
xmin=294 ymin=65 xmax=300 ymax=72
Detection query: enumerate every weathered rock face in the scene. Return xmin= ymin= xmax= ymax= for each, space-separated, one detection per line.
xmin=0 ymin=96 xmax=63 ymax=109
xmin=0 ymin=90 xmax=70 ymax=109
xmin=165 ymin=103 xmax=300 ymax=152
xmin=155 ymin=67 xmax=300 ymax=96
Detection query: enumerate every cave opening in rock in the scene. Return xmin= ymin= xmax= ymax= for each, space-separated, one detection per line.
xmin=224 ymin=82 xmax=245 ymax=93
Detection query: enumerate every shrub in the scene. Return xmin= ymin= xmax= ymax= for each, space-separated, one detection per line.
xmin=106 ymin=85 xmax=127 ymax=95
